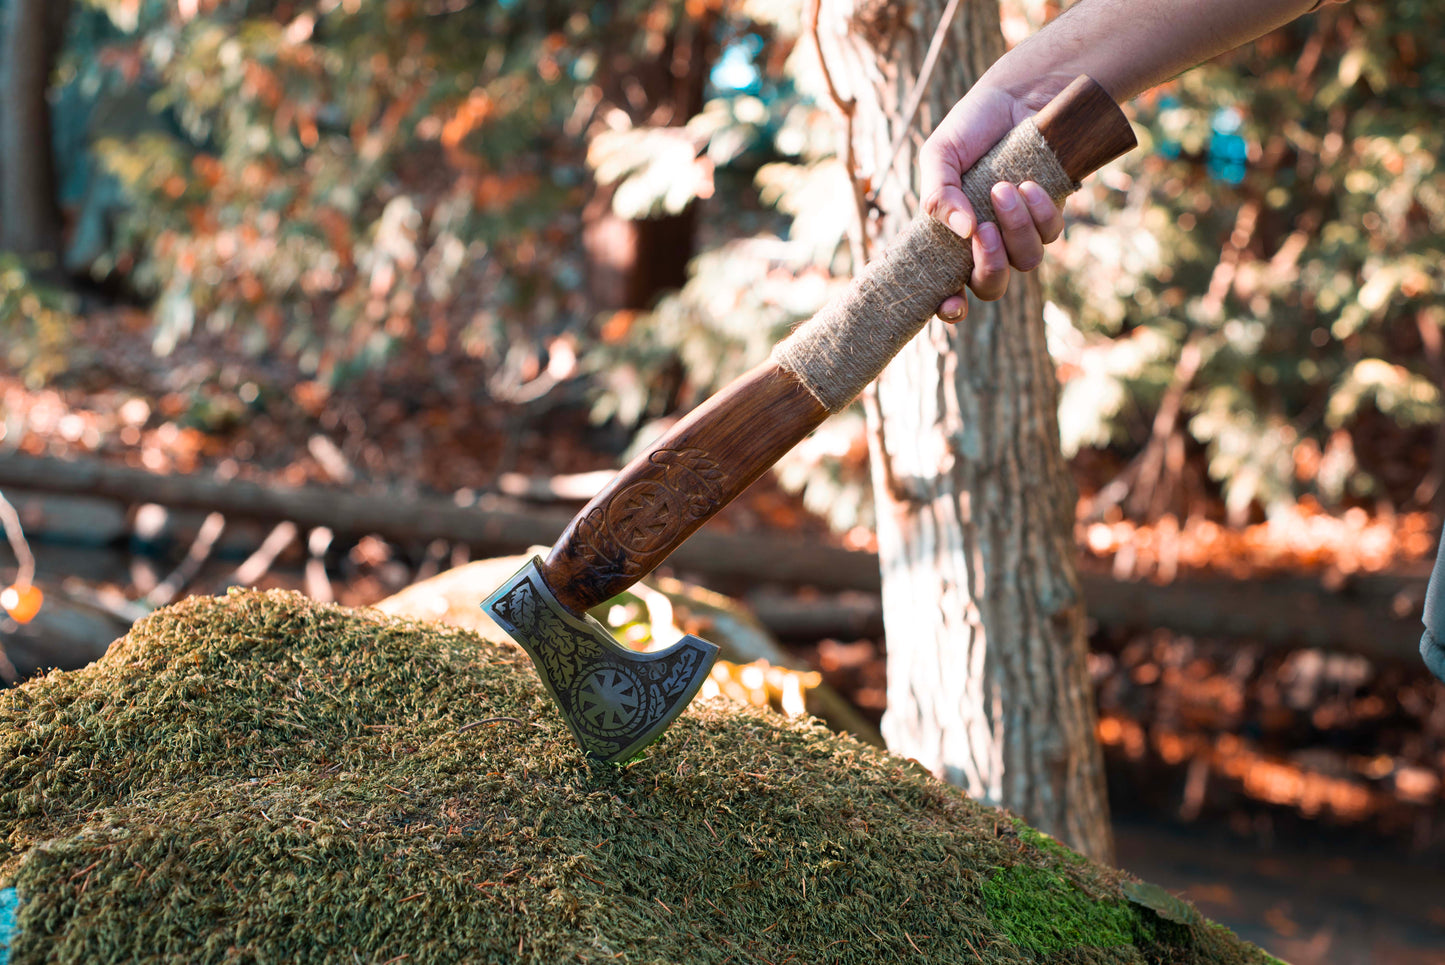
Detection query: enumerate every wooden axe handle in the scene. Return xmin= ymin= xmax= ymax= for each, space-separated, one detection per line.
xmin=542 ymin=76 xmax=1136 ymax=614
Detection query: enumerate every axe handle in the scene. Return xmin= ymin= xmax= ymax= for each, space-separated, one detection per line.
xmin=542 ymin=75 xmax=1135 ymax=615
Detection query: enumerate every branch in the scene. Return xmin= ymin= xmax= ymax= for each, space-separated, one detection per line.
xmin=228 ymin=521 xmax=299 ymax=588
xmin=0 ymin=489 xmax=36 ymax=588
xmin=807 ymin=0 xmax=870 ymax=266
xmin=1125 ymin=334 xmax=1207 ymax=522
xmin=867 ymin=0 xmax=964 ymax=206
xmin=145 ymin=511 xmax=225 ymax=607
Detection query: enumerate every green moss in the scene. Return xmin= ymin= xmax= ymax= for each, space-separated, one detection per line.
xmin=1014 ymin=818 xmax=1090 ymax=865
xmin=1 ymin=589 xmax=1283 ymax=965
xmin=982 ymin=864 xmax=1147 ymax=953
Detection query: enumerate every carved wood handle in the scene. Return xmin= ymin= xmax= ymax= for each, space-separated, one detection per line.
xmin=541 ymin=76 xmax=1136 ymax=614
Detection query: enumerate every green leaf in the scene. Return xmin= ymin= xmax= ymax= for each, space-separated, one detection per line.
xmin=1122 ymin=881 xmax=1200 ymax=925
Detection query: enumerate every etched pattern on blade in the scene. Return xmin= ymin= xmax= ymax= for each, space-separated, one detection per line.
xmin=485 ymin=558 xmax=718 ymax=763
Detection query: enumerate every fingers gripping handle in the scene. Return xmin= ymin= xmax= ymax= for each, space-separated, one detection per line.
xmin=773 ymin=75 xmax=1136 ymax=413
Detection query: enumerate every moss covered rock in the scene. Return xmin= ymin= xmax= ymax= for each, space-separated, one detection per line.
xmin=1 ymin=590 xmax=1282 ymax=964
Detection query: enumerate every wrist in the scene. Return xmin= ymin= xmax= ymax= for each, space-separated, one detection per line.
xmin=976 ymin=60 xmax=1091 ymax=115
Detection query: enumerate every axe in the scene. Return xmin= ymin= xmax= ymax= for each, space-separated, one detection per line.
xmin=484 ymin=76 xmax=1136 ymax=763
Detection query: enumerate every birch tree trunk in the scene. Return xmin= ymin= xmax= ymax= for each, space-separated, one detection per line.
xmin=816 ymin=0 xmax=1113 ymax=861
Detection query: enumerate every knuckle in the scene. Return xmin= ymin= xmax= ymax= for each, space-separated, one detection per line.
xmin=982 ymin=239 xmax=1007 ymax=267
xmin=921 ymin=188 xmax=948 ymax=218
xmin=996 ymin=203 xmax=1031 ymax=230
xmin=973 ymin=260 xmax=1008 ymax=298
xmin=974 ymin=279 xmax=1006 ymax=302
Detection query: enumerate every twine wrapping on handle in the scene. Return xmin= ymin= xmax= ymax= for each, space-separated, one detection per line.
xmin=771 ymin=117 xmax=1078 ymax=413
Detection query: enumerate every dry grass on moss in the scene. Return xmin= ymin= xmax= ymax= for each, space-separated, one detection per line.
xmin=1 ymin=589 xmax=1282 ymax=965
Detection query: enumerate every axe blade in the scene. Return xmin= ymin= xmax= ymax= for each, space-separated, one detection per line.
xmin=483 ymin=557 xmax=719 ymax=764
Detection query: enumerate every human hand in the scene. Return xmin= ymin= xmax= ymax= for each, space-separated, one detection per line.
xmin=919 ymin=82 xmax=1068 ymax=322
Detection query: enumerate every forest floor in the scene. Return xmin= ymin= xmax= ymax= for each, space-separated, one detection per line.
xmin=3 ymin=309 xmax=1444 ymax=963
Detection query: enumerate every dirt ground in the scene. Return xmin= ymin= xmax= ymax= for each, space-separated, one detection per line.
xmin=1115 ymin=818 xmax=1445 ymax=965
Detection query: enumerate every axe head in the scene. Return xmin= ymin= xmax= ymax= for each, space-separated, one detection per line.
xmin=483 ymin=557 xmax=719 ymax=764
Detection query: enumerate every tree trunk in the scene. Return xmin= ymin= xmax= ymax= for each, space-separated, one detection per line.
xmin=582 ymin=195 xmax=699 ymax=312
xmin=0 ymin=0 xmax=69 ymax=258
xmin=582 ymin=4 xmax=717 ymax=313
xmin=821 ymin=0 xmax=1113 ymax=860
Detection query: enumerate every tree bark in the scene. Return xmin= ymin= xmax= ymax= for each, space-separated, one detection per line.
xmin=0 ymin=0 xmax=70 ymax=258
xmin=821 ymin=0 xmax=1113 ymax=859
xmin=582 ymin=195 xmax=699 ymax=312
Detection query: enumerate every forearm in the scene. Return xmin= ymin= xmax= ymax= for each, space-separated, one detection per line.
xmin=982 ymin=0 xmax=1325 ymax=105
xmin=919 ymin=0 xmax=1334 ymax=315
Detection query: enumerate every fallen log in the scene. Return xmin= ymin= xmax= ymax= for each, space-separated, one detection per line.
xmin=1079 ymin=566 xmax=1428 ymax=663
xmin=0 ymin=451 xmax=1429 ymax=660
xmin=0 ymin=451 xmax=879 ymax=591
xmin=753 ymin=571 xmax=1428 ymax=664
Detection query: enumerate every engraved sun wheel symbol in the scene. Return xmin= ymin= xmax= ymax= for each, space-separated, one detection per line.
xmin=577 ymin=667 xmax=642 ymax=732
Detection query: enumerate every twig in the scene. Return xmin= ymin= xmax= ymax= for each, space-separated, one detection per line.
xmin=457 ymin=716 xmax=527 ymax=733
xmin=861 ymin=386 xmax=918 ymax=503
xmin=305 ymin=526 xmax=334 ymax=603
xmin=807 ymin=0 xmax=870 ymax=267
xmin=868 ymin=0 xmax=964 ymax=204
xmin=307 ymin=434 xmax=356 ymax=485
xmin=1088 ymin=202 xmax=1261 ymax=526
xmin=1198 ymin=199 xmax=1260 ymax=321
xmin=806 ymin=0 xmax=852 ymax=138
xmin=0 ymin=490 xmax=39 ymax=681
xmin=146 ymin=511 xmax=226 ymax=607
xmin=0 ymin=489 xmax=36 ymax=588
xmin=1127 ymin=335 xmax=1206 ymax=521
xmin=228 ymin=520 xmax=298 ymax=587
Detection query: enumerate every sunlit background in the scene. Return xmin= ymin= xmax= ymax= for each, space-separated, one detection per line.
xmin=1 ymin=0 xmax=1443 ymax=961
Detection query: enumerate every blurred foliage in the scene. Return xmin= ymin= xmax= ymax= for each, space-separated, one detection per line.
xmin=22 ymin=0 xmax=1445 ymax=530
xmin=55 ymin=0 xmax=649 ymax=385
xmin=1048 ymin=2 xmax=1445 ymax=519
xmin=583 ymin=1 xmax=879 ymax=532
xmin=0 ymin=257 xmax=81 ymax=387
xmin=587 ymin=1 xmax=1445 ymax=530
